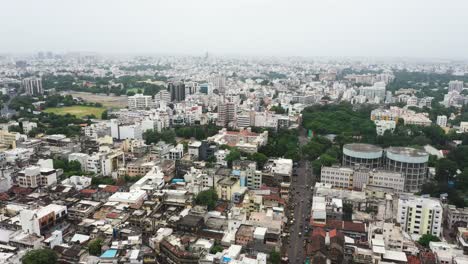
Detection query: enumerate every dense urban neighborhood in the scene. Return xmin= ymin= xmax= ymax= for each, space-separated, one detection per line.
xmin=0 ymin=53 xmax=467 ymax=264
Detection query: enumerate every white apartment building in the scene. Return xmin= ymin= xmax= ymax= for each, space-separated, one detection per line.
xmin=128 ymin=94 xmax=154 ymax=110
xmin=20 ymin=204 xmax=67 ymax=236
xmin=110 ymin=119 xmax=143 ymax=140
xmin=436 ymin=115 xmax=448 ymax=128
xmin=168 ymin=144 xmax=184 ymax=160
xmin=84 ymin=122 xmax=110 ymax=139
xmin=214 ymin=149 xmax=230 ymax=167
xmin=461 ymin=122 xmax=468 ymax=133
xmin=83 ymin=148 xmax=125 ymax=177
xmin=374 ymin=120 xmax=396 ymax=136
xmin=17 ymin=166 xmax=57 ymax=188
xmin=397 ymin=195 xmax=443 ymax=238
xmin=68 ymin=153 xmax=90 ymax=171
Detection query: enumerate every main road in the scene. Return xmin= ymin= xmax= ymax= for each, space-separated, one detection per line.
xmin=285 ymin=127 xmax=315 ymax=263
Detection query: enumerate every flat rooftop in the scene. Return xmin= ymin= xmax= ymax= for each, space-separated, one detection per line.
xmin=343 ymin=143 xmax=382 ymax=153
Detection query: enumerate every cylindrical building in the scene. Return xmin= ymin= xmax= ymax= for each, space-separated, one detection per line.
xmin=342 ymin=143 xmax=383 ymax=169
xmin=384 ymin=147 xmax=429 ymax=192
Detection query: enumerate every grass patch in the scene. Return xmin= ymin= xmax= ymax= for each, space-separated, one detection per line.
xmin=44 ymin=106 xmax=105 ymax=119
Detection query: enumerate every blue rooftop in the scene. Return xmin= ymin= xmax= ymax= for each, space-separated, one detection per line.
xmin=101 ymin=249 xmax=118 ymax=258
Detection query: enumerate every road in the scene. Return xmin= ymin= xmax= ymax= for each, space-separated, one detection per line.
xmin=285 ymin=128 xmax=315 ymax=263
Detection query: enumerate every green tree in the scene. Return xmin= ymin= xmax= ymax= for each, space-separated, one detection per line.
xmin=210 ymin=244 xmax=224 ymax=254
xmin=88 ymin=238 xmax=104 ymax=256
xmin=22 ymin=248 xmax=58 ymax=264
xmin=269 ymin=250 xmax=281 ymax=264
xmin=195 ymin=189 xmax=218 ymax=210
xmin=249 ymin=152 xmax=268 ymax=169
xmin=225 ymin=148 xmax=241 ymax=168
xmin=418 ymin=234 xmax=440 ymax=247
xmin=101 ymin=110 xmax=109 ymax=120
xmin=343 ymin=203 xmax=353 ymax=221
xmin=435 ymin=158 xmax=458 ymax=182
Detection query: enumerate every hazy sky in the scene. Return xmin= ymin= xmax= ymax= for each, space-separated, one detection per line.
xmin=1 ymin=0 xmax=467 ymax=58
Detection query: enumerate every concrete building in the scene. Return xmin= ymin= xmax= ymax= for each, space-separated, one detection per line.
xmin=216 ymin=177 xmax=241 ymax=201
xmin=448 ymin=80 xmax=464 ymax=93
xmin=20 ymin=204 xmax=67 ymax=236
xmin=22 ymin=77 xmax=43 ymax=95
xmin=110 ymin=119 xmax=143 ymax=140
xmin=397 ymin=195 xmax=443 ymax=239
xmin=168 ymin=144 xmax=184 ymax=160
xmin=208 ymin=128 xmax=268 ymax=154
xmin=217 ymin=101 xmax=236 ymax=127
xmin=321 ymin=166 xmax=354 ymax=189
xmin=0 ymin=130 xmax=19 ymax=148
xmin=436 ymin=115 xmax=448 ymax=128
xmin=374 ymin=120 xmax=396 ymax=136
xmin=321 ymin=166 xmax=405 ymax=192
xmin=445 ymin=205 xmax=468 ymax=230
xmin=128 ymin=94 xmax=154 ymax=110
xmin=168 ymin=81 xmax=185 ymax=102
xmin=342 ymin=143 xmax=383 ymax=169
xmin=384 ymin=147 xmax=429 ymax=192
xmin=17 ymin=166 xmax=57 ymax=188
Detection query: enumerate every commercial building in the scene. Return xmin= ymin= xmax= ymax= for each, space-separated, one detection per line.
xmin=397 ymin=195 xmax=443 ymax=238
xmin=168 ymin=81 xmax=185 ymax=102
xmin=321 ymin=166 xmax=405 ymax=192
xmin=22 ymin=77 xmax=43 ymax=95
xmin=384 ymin=147 xmax=429 ymax=193
xmin=128 ymin=94 xmax=154 ymax=110
xmin=342 ymin=143 xmax=383 ymax=169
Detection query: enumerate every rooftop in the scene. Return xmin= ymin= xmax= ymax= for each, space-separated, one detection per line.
xmin=343 ymin=143 xmax=382 ymax=153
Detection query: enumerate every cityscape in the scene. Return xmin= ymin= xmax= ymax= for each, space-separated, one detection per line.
xmin=1 ymin=1 xmax=468 ymax=264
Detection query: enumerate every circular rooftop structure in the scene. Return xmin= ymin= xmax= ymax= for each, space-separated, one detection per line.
xmin=385 ymin=147 xmax=429 ymax=163
xmin=342 ymin=143 xmax=383 ymax=169
xmin=343 ymin=143 xmax=383 ymax=159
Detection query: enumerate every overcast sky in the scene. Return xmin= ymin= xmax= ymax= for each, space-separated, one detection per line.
xmin=1 ymin=0 xmax=467 ymax=58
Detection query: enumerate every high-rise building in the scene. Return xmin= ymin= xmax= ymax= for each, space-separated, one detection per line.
xmin=397 ymin=195 xmax=443 ymax=238
xmin=217 ymin=100 xmax=236 ymax=127
xmin=22 ymin=77 xmax=43 ymax=95
xmin=155 ymin=90 xmax=171 ymax=104
xmin=448 ymin=80 xmax=464 ymax=93
xmin=436 ymin=115 xmax=447 ymax=128
xmin=209 ymin=75 xmax=226 ymax=94
xmin=168 ymin=82 xmax=185 ymax=102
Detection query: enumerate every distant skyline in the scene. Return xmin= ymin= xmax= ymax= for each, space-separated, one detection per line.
xmin=1 ymin=0 xmax=468 ymax=59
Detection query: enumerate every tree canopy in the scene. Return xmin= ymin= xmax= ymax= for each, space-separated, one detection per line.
xmin=195 ymin=189 xmax=218 ymax=210
xmin=22 ymin=248 xmax=57 ymax=264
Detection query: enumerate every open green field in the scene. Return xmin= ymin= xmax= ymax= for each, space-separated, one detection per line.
xmin=44 ymin=106 xmax=106 ymax=119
